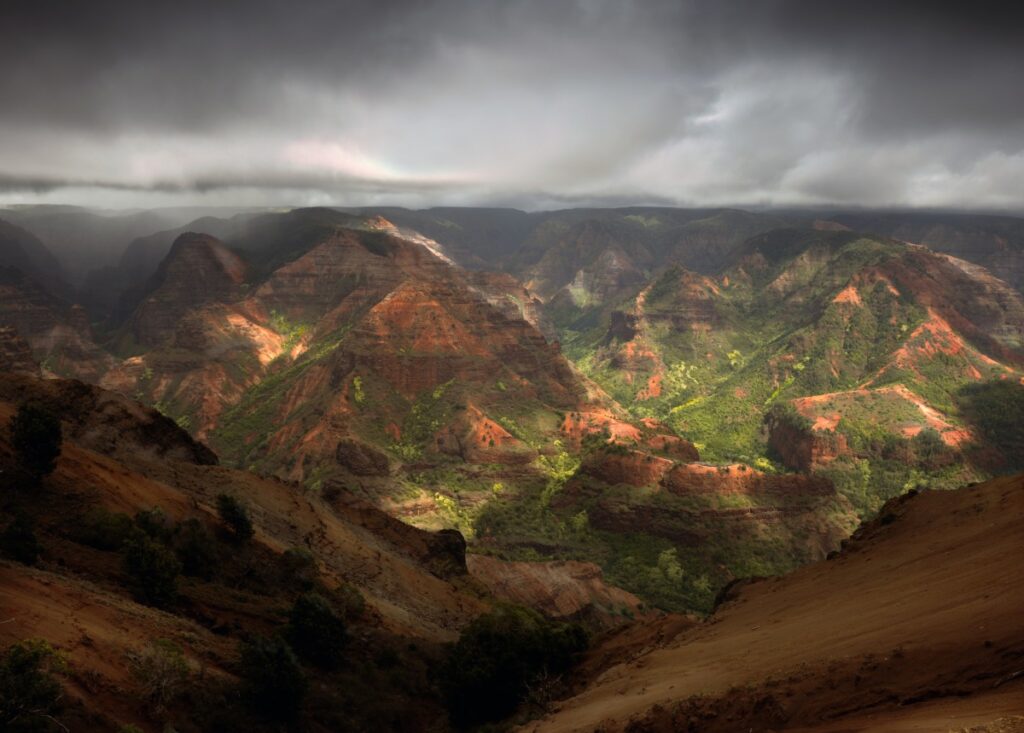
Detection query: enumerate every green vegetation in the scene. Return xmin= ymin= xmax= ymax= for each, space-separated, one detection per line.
xmin=391 ymin=379 xmax=456 ymax=460
xmin=278 ymin=546 xmax=318 ymax=592
xmin=0 ymin=639 xmax=65 ymax=733
xmin=440 ymin=605 xmax=587 ymax=728
xmin=0 ymin=514 xmax=41 ymax=566
xmin=604 ymin=543 xmax=715 ymax=613
xmin=239 ymin=635 xmax=308 ymax=721
xmin=10 ymin=403 xmax=62 ymax=481
xmin=958 ymin=380 xmax=1024 ymax=471
xmin=210 ymin=324 xmax=354 ymax=468
xmin=216 ymin=494 xmax=254 ymax=542
xmin=287 ymin=592 xmax=348 ymax=669
xmin=121 ymin=528 xmax=182 ymax=607
xmin=559 ymin=233 xmax=1004 ymax=533
xmin=172 ymin=518 xmax=218 ymax=578
xmin=129 ymin=639 xmax=190 ymax=715
xmin=269 ymin=309 xmax=309 ymax=352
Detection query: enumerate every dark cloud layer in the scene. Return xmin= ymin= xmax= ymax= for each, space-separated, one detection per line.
xmin=1 ymin=0 xmax=1022 ymax=209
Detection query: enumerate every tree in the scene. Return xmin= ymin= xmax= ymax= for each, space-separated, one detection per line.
xmin=173 ymin=518 xmax=217 ymax=579
xmin=122 ymin=529 xmax=181 ymax=607
xmin=74 ymin=508 xmax=133 ymax=551
xmin=287 ymin=593 xmax=347 ymax=669
xmin=279 ymin=547 xmax=317 ymax=591
xmin=134 ymin=508 xmax=173 ymax=542
xmin=440 ymin=605 xmax=587 ymax=728
xmin=216 ymin=494 xmax=254 ymax=542
xmin=10 ymin=404 xmax=62 ymax=481
xmin=238 ymin=636 xmax=307 ymax=721
xmin=0 ymin=514 xmax=41 ymax=565
xmin=0 ymin=639 xmax=65 ymax=732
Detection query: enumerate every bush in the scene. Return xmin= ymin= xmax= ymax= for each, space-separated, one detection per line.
xmin=129 ymin=639 xmax=190 ymax=715
xmin=121 ymin=529 xmax=181 ymax=607
xmin=0 ymin=514 xmax=41 ymax=565
xmin=334 ymin=583 xmax=366 ymax=622
xmin=73 ymin=508 xmax=134 ymax=551
xmin=287 ymin=593 xmax=347 ymax=669
xmin=957 ymin=380 xmax=1024 ymax=471
xmin=216 ymin=495 xmax=254 ymax=542
xmin=10 ymin=403 xmax=62 ymax=481
xmin=173 ymin=518 xmax=218 ymax=579
xmin=134 ymin=508 xmax=173 ymax=542
xmin=440 ymin=605 xmax=588 ymax=728
xmin=0 ymin=639 xmax=65 ymax=732
xmin=238 ymin=636 xmax=307 ymax=721
xmin=279 ymin=547 xmax=317 ymax=591
xmin=911 ymin=427 xmax=953 ymax=471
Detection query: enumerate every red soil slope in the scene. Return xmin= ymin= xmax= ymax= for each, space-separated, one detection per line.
xmin=526 ymin=474 xmax=1024 ymax=732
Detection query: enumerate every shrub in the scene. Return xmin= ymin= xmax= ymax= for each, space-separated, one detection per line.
xmin=173 ymin=518 xmax=218 ymax=579
xmin=10 ymin=403 xmax=62 ymax=481
xmin=957 ymin=380 xmax=1024 ymax=470
xmin=440 ymin=605 xmax=588 ymax=728
xmin=129 ymin=639 xmax=190 ymax=715
xmin=911 ymin=427 xmax=953 ymax=471
xmin=74 ymin=508 xmax=134 ymax=551
xmin=279 ymin=547 xmax=317 ymax=591
xmin=238 ymin=636 xmax=307 ymax=720
xmin=0 ymin=514 xmax=41 ymax=565
xmin=216 ymin=495 xmax=254 ymax=542
xmin=0 ymin=639 xmax=65 ymax=732
xmin=287 ymin=593 xmax=347 ymax=669
xmin=134 ymin=508 xmax=173 ymax=542
xmin=334 ymin=583 xmax=366 ymax=622
xmin=121 ymin=529 xmax=181 ymax=607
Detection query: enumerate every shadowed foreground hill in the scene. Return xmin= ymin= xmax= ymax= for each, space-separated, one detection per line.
xmin=0 ymin=373 xmax=489 ymax=731
xmin=526 ymin=473 xmax=1024 ymax=733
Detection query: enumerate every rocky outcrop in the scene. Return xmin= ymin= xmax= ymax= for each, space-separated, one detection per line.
xmin=877 ymin=248 xmax=1024 ymax=366
xmin=0 ymin=326 xmax=39 ymax=375
xmin=467 ymin=555 xmax=646 ymax=626
xmin=335 ymin=437 xmax=390 ymax=476
xmin=433 ymin=404 xmax=537 ymax=465
xmin=464 ymin=270 xmax=555 ymax=339
xmin=643 ymin=267 xmax=721 ymax=332
xmin=0 ymin=373 xmax=217 ymax=466
xmin=579 ymin=448 xmax=675 ymax=487
xmin=643 ymin=432 xmax=700 ymax=461
xmin=663 ymin=462 xmax=835 ymax=497
xmin=425 ymin=528 xmax=468 ymax=579
xmin=368 ymin=280 xmax=576 ymax=395
xmin=0 ymin=267 xmax=113 ymax=382
xmin=765 ymin=412 xmax=850 ymax=472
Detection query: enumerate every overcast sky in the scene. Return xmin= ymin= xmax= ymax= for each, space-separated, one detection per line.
xmin=1 ymin=0 xmax=1022 ymax=210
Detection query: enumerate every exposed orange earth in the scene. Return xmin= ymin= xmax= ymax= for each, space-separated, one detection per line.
xmin=525 ymin=474 xmax=1024 ymax=732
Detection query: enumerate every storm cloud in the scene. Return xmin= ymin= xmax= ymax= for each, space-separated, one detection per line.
xmin=1 ymin=0 xmax=1022 ymax=209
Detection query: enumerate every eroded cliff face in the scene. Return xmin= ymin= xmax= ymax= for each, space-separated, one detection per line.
xmin=765 ymin=411 xmax=851 ymax=472
xmin=0 ymin=371 xmax=498 ymax=730
xmin=877 ymin=248 xmax=1024 ymax=365
xmin=129 ymin=233 xmax=248 ymax=346
xmin=0 ymin=267 xmax=114 ymax=381
xmin=0 ymin=325 xmax=39 ymax=374
xmin=467 ymin=555 xmax=648 ymax=627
